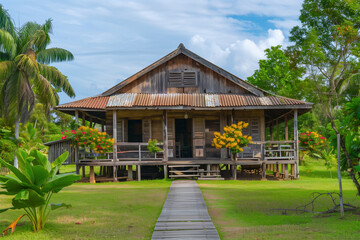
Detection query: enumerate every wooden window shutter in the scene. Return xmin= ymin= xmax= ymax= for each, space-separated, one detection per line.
xmin=117 ymin=119 xmax=124 ymax=142
xmin=183 ymin=72 xmax=197 ymax=86
xmin=142 ymin=119 xmax=152 ymax=142
xmin=168 ymin=72 xmax=182 ymax=87
xmin=168 ymin=71 xmax=197 ymax=87
xmin=193 ymin=118 xmax=205 ymax=157
xmin=167 ymin=118 xmax=175 ymax=157
xmin=250 ymin=118 xmax=260 ymax=141
xmin=151 ymin=120 xmax=163 ymax=141
xmin=123 ymin=120 xmax=128 ymax=142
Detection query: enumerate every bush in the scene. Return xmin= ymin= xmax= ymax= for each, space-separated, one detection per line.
xmin=61 ymin=126 xmax=114 ymax=153
xmin=0 ymin=149 xmax=81 ymax=233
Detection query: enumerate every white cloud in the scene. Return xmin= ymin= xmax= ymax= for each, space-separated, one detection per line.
xmin=190 ymin=29 xmax=285 ymax=78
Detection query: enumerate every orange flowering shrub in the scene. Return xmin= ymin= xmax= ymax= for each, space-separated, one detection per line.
xmin=299 ymin=131 xmax=327 ymax=152
xmin=212 ymin=122 xmax=253 ymax=154
xmin=61 ymin=126 xmax=114 ymax=153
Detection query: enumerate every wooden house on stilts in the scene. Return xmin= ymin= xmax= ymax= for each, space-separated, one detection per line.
xmin=47 ymin=43 xmax=312 ymax=182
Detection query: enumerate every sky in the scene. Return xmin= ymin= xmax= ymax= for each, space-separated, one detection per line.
xmin=3 ymin=0 xmax=302 ymax=104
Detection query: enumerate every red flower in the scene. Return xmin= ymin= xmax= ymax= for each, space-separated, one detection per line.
xmin=84 ymin=142 xmax=87 ymax=144
xmin=304 ymin=142 xmax=307 ymax=144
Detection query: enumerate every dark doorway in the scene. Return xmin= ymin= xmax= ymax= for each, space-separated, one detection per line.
xmin=128 ymin=120 xmax=142 ymax=142
xmin=175 ymin=119 xmax=193 ymax=158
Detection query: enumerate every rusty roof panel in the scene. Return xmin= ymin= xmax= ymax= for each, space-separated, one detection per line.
xmin=205 ymin=94 xmax=219 ymax=107
xmin=56 ymin=96 xmax=109 ymax=110
xmin=107 ymin=93 xmax=136 ymax=107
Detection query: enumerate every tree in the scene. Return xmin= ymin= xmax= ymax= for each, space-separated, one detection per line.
xmin=0 ymin=5 xmax=75 ymax=167
xmin=247 ymin=45 xmax=305 ymax=99
xmin=289 ymin=0 xmax=360 ymax=193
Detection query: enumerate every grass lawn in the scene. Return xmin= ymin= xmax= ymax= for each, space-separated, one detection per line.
xmin=199 ymin=162 xmax=360 ymax=240
xmin=0 ymin=180 xmax=171 ymax=240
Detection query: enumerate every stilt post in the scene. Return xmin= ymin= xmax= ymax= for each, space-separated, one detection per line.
xmin=294 ymin=109 xmax=299 ymax=179
xmin=163 ymin=110 xmax=168 ymax=179
xmin=113 ymin=110 xmax=118 ymax=182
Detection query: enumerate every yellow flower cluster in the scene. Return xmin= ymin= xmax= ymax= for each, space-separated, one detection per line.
xmin=211 ymin=121 xmax=253 ymax=153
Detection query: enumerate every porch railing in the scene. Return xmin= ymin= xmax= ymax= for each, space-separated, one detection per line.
xmin=115 ymin=142 xmax=164 ymax=161
xmin=263 ymin=141 xmax=295 ymax=161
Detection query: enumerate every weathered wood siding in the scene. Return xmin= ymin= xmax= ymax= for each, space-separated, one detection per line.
xmin=115 ymin=54 xmax=251 ymax=95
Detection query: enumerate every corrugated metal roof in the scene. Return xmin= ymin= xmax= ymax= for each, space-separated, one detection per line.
xmin=57 ymin=93 xmax=310 ymax=110
xmin=56 ymin=96 xmax=109 ymax=110
xmin=105 ymin=93 xmax=310 ymax=108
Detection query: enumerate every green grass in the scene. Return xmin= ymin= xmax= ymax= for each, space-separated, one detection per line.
xmin=198 ymin=161 xmax=360 ymax=240
xmin=0 ymin=180 xmax=171 ymax=240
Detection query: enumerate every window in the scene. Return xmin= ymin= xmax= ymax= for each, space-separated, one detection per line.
xmin=168 ymin=71 xmax=197 ymax=87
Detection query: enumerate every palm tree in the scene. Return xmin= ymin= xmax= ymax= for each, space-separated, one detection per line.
xmin=0 ymin=5 xmax=75 ymax=167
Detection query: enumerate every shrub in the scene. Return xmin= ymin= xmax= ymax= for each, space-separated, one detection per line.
xmin=61 ymin=126 xmax=114 ymax=153
xmin=299 ymin=131 xmax=327 ymax=153
xmin=212 ymin=122 xmax=253 ymax=159
xmin=147 ymin=139 xmax=163 ymax=153
xmin=0 ymin=149 xmax=81 ymax=233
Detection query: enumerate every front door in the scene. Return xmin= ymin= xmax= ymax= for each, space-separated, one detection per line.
xmin=175 ymin=119 xmax=193 ymax=158
xmin=128 ymin=120 xmax=142 ymax=142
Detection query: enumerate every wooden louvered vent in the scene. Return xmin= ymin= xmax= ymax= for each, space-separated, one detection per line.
xmin=168 ymin=71 xmax=197 ymax=87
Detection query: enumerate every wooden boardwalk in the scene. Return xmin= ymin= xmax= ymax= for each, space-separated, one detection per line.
xmin=152 ymin=180 xmax=220 ymax=240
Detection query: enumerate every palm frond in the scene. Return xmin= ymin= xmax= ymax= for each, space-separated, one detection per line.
xmin=14 ymin=54 xmax=39 ymax=80
xmin=30 ymin=30 xmax=49 ymax=52
xmin=33 ymin=74 xmax=57 ymax=109
xmin=0 ymin=29 xmax=15 ymax=58
xmin=0 ymin=5 xmax=15 ymax=36
xmin=0 ymin=61 xmax=15 ymax=82
xmin=42 ymin=18 xmax=53 ymax=35
xmin=36 ymin=48 xmax=74 ymax=64
xmin=1 ymin=70 xmax=35 ymax=123
xmin=39 ymin=64 xmax=75 ymax=97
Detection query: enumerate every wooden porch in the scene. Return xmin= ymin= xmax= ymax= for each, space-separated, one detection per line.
xmin=47 ymin=139 xmax=298 ymax=182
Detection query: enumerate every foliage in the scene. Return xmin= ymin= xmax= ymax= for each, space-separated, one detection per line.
xmin=299 ymin=131 xmax=327 ymax=153
xmin=19 ymin=123 xmax=46 ymax=153
xmin=247 ymin=45 xmax=305 ymax=99
xmin=332 ymin=97 xmax=360 ymax=172
xmin=0 ymin=128 xmax=17 ymax=165
xmin=61 ymin=126 xmax=114 ymax=153
xmin=212 ymin=122 xmax=253 ymax=155
xmin=147 ymin=139 xmax=162 ymax=153
xmin=0 ymin=149 xmax=81 ymax=233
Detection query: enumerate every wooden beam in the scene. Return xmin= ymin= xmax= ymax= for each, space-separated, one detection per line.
xmin=75 ymin=110 xmax=79 ymax=124
xmin=276 ymin=119 xmax=279 ymax=140
xmin=89 ymin=166 xmax=95 ymax=183
xmin=163 ymin=110 xmax=168 ymax=179
xmin=127 ymin=165 xmax=133 ymax=180
xmin=285 ymin=115 xmax=288 ymax=141
xmin=220 ymin=111 xmax=227 ymax=159
xmin=294 ymin=109 xmax=299 ymax=179
xmin=82 ymin=111 xmax=85 ymax=126
xmin=270 ymin=123 xmax=274 ymax=141
xmin=137 ymin=144 xmax=141 ymax=181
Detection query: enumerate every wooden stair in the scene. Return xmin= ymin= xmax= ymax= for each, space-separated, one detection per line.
xmin=168 ymin=165 xmax=200 ymax=178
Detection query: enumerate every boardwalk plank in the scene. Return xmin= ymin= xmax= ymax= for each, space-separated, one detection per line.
xmin=151 ymin=180 xmax=220 ymax=240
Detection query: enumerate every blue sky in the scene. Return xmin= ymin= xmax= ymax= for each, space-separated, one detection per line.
xmin=3 ymin=0 xmax=302 ymax=104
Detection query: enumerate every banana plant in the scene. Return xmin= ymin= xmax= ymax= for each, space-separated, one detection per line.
xmin=0 ymin=149 xmax=81 ymax=234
